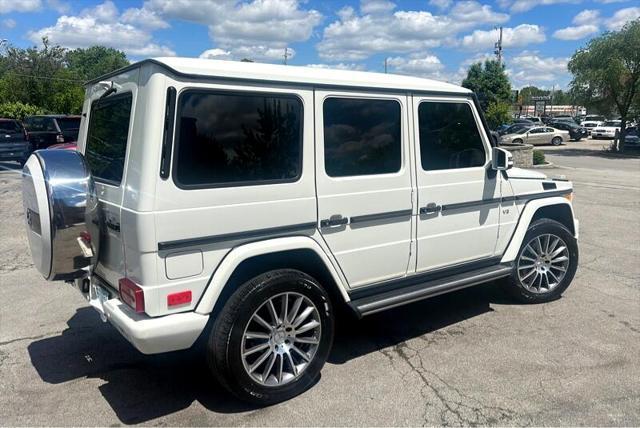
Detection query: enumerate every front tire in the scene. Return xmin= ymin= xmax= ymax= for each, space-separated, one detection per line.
xmin=503 ymin=219 xmax=578 ymax=303
xmin=207 ymin=269 xmax=334 ymax=405
xmin=551 ymin=136 xmax=563 ymax=146
xmin=513 ymin=138 xmax=524 ymax=145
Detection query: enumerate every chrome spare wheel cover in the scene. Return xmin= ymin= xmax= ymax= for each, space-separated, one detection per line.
xmin=517 ymin=233 xmax=569 ymax=294
xmin=242 ymin=292 xmax=322 ymax=387
xmin=22 ymin=150 xmax=100 ymax=281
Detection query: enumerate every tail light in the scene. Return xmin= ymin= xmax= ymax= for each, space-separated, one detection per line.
xmin=56 ymin=134 xmax=64 ymax=143
xmin=119 ymin=278 xmax=145 ymax=313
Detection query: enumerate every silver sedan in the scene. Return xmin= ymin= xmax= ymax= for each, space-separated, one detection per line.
xmin=501 ymin=126 xmax=570 ymax=146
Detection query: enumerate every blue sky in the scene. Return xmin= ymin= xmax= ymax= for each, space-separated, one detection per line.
xmin=1 ymin=0 xmax=639 ymax=89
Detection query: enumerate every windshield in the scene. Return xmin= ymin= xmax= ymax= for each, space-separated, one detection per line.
xmin=586 ymin=115 xmax=605 ymax=121
xmin=0 ymin=120 xmax=22 ymax=133
xmin=512 ymin=126 xmax=530 ymax=135
xmin=56 ymin=117 xmax=80 ymax=132
xmin=603 ymin=121 xmax=621 ymax=127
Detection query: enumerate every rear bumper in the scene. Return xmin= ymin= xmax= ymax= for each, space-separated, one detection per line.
xmin=90 ymin=291 xmax=209 ymax=354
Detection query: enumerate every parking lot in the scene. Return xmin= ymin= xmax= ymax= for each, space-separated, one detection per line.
xmin=1 ymin=138 xmax=638 ymax=426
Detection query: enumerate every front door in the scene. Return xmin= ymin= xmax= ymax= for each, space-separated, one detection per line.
xmin=315 ymin=91 xmax=414 ymax=288
xmin=412 ymin=96 xmax=501 ymax=273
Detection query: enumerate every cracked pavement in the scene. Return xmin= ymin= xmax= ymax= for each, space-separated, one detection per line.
xmin=1 ymin=140 xmax=639 ymax=426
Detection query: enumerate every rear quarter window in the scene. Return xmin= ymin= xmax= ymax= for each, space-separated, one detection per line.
xmin=85 ymin=93 xmax=133 ymax=185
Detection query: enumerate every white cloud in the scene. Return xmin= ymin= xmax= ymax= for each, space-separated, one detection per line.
xmin=360 ymin=0 xmax=395 ymax=15
xmin=387 ymin=53 xmax=446 ymax=79
xmin=318 ymin=1 xmax=508 ymax=61
xmin=121 ymin=6 xmax=169 ymax=30
xmin=573 ymin=9 xmax=600 ymax=25
xmin=46 ymin=0 xmax=69 ymax=14
xmin=428 ymin=0 xmax=452 ymax=10
xmin=499 ymin=0 xmax=582 ymax=13
xmin=306 ymin=62 xmax=366 ymax=71
xmin=553 ymin=24 xmax=599 ymax=40
xmin=1 ymin=18 xmax=16 ymax=29
xmin=461 ymin=24 xmax=546 ymax=50
xmin=199 ymin=48 xmax=232 ymax=60
xmin=507 ymin=52 xmax=570 ymax=88
xmin=605 ymin=7 xmax=640 ymax=30
xmin=28 ymin=1 xmax=175 ymax=57
xmin=0 ymin=0 xmax=41 ymax=14
xmin=147 ymin=0 xmax=321 ymax=62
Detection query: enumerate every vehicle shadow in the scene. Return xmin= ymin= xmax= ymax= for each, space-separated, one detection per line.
xmin=0 ymin=161 xmax=23 ymax=173
xmin=28 ymin=281 xmax=509 ymax=423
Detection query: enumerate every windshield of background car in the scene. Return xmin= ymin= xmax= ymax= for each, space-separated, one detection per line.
xmin=85 ymin=93 xmax=133 ymax=185
xmin=604 ymin=121 xmax=620 ymax=127
xmin=24 ymin=117 xmax=57 ymax=132
xmin=0 ymin=120 xmax=22 ymax=134
xmin=56 ymin=118 xmax=80 ymax=133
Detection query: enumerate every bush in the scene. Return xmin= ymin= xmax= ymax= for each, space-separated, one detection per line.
xmin=0 ymin=102 xmax=45 ymax=120
xmin=533 ymin=149 xmax=546 ymax=165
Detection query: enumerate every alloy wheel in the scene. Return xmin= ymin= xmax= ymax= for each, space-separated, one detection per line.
xmin=241 ymin=292 xmax=322 ymax=387
xmin=517 ymin=233 xmax=570 ymax=293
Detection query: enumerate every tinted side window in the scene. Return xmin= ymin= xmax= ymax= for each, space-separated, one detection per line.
xmin=323 ymin=98 xmax=401 ymax=177
xmin=175 ymin=90 xmax=302 ymax=187
xmin=24 ymin=117 xmax=56 ymax=132
xmin=85 ymin=93 xmax=133 ymax=185
xmin=418 ymin=102 xmax=486 ymax=171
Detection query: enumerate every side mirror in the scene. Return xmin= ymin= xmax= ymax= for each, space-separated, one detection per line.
xmin=492 ymin=147 xmax=513 ymax=171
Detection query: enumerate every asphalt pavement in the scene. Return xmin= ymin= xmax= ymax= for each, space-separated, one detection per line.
xmin=1 ymin=138 xmax=638 ymax=426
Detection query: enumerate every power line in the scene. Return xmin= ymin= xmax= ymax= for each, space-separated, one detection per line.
xmin=1 ymin=72 xmax=84 ymax=83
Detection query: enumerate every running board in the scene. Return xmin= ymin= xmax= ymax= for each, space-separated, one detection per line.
xmin=348 ymin=264 xmax=513 ymax=318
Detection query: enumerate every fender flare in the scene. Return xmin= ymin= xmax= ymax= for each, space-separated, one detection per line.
xmin=500 ymin=197 xmax=578 ymax=263
xmin=195 ymin=235 xmax=350 ymax=315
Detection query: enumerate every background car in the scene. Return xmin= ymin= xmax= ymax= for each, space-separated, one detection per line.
xmin=624 ymin=126 xmax=639 ymax=147
xmin=501 ymin=126 xmax=569 ymax=146
xmin=47 ymin=142 xmax=77 ymax=150
xmin=548 ymin=120 xmax=588 ymax=141
xmin=23 ymin=115 xmax=81 ymax=150
xmin=498 ymin=123 xmax=531 ymax=136
xmin=0 ymin=118 xmax=32 ymax=166
xmin=592 ymin=120 xmax=621 ymax=139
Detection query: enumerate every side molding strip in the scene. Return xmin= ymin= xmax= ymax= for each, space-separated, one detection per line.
xmin=350 ymin=209 xmax=412 ymax=224
xmin=158 ymin=222 xmax=317 ymax=251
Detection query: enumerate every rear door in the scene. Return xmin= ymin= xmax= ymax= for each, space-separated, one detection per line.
xmin=0 ymin=120 xmax=28 ymax=156
xmin=412 ymin=95 xmax=500 ymax=272
xmin=315 ymin=91 xmax=414 ymax=288
xmin=81 ymin=75 xmax=138 ymax=287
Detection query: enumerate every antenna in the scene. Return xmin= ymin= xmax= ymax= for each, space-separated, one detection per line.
xmin=384 ymin=57 xmax=388 ymax=73
xmin=494 ymin=26 xmax=503 ymax=64
xmin=283 ymin=47 xmax=289 ymax=65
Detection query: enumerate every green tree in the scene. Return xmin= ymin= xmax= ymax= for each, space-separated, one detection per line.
xmin=0 ymin=101 xmax=45 ymax=120
xmin=485 ymin=101 xmax=512 ymax=128
xmin=462 ymin=59 xmax=512 ymax=111
xmin=0 ymin=39 xmax=129 ymax=115
xmin=568 ymin=19 xmax=640 ymax=151
xmin=65 ymin=46 xmax=128 ymax=81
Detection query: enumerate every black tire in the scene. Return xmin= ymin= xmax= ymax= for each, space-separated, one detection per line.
xmin=207 ymin=269 xmax=334 ymax=405
xmin=503 ymin=218 xmax=578 ymax=303
xmin=513 ymin=138 xmax=524 ymax=145
xmin=551 ymin=136 xmax=563 ymax=146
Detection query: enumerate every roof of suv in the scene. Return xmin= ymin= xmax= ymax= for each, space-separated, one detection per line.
xmin=25 ymin=115 xmax=81 ymax=119
xmin=87 ymin=57 xmax=472 ymax=95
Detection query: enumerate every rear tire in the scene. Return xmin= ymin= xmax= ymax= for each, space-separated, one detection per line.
xmin=551 ymin=136 xmax=563 ymax=146
xmin=503 ymin=219 xmax=578 ymax=303
xmin=207 ymin=269 xmax=334 ymax=405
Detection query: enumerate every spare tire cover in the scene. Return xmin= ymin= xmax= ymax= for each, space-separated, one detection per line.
xmin=22 ymin=150 xmax=101 ymax=281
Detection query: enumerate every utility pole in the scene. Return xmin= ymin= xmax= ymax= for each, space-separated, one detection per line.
xmin=494 ymin=26 xmax=503 ymax=64
xmin=283 ymin=47 xmax=289 ymax=65
xmin=384 ymin=57 xmax=388 ymax=73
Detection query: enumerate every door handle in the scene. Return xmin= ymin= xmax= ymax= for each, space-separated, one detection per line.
xmin=419 ymin=203 xmax=441 ymax=215
xmin=320 ymin=215 xmax=349 ymax=228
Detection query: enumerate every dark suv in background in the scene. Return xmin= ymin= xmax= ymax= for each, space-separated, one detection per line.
xmin=23 ymin=115 xmax=81 ymax=150
xmin=0 ymin=118 xmax=32 ymax=166
xmin=549 ymin=120 xmax=588 ymax=141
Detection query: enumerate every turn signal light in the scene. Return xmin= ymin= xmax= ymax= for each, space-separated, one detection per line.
xmin=168 ymin=291 xmax=192 ymax=307
xmin=119 ymin=277 xmax=145 ymax=313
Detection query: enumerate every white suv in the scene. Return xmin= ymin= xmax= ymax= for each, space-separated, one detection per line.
xmin=22 ymin=58 xmax=579 ymax=404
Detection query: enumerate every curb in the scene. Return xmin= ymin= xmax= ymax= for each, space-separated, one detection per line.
xmin=529 ymin=162 xmax=555 ymax=169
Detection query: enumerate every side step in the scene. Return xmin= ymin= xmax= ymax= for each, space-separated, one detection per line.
xmin=348 ymin=264 xmax=513 ymax=318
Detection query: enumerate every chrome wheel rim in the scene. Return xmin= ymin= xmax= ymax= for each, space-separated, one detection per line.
xmin=241 ymin=292 xmax=322 ymax=387
xmin=517 ymin=233 xmax=569 ymax=294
